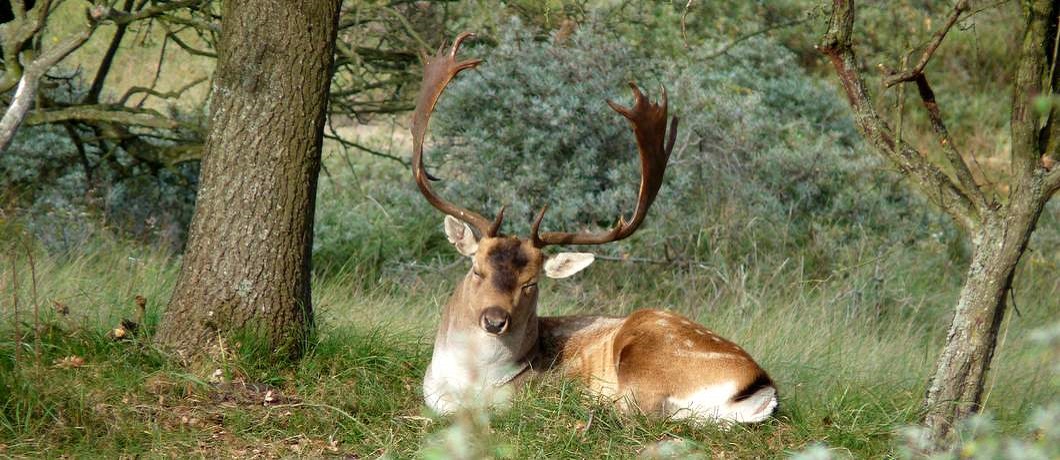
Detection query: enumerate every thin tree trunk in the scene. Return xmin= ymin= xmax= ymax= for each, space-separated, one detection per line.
xmin=821 ymin=0 xmax=1060 ymax=450
xmin=155 ymin=0 xmax=340 ymax=360
xmin=923 ymin=181 xmax=1047 ymax=445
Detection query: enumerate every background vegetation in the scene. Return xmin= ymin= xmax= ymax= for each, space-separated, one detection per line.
xmin=1 ymin=0 xmax=1056 ymax=457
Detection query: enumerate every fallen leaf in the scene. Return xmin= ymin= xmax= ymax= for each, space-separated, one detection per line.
xmin=53 ymin=356 xmax=85 ymax=369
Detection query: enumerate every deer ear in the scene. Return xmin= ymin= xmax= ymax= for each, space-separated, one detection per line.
xmin=444 ymin=216 xmax=479 ymax=257
xmin=544 ymin=252 xmax=595 ymax=279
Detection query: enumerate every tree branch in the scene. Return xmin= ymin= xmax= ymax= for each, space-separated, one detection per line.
xmin=0 ymin=0 xmax=55 ymax=92
xmin=108 ymin=0 xmax=209 ymax=25
xmin=166 ymin=30 xmax=217 ymax=58
xmin=1040 ymin=10 xmax=1059 ymax=159
xmin=24 ymin=105 xmax=183 ymax=130
xmin=818 ymin=0 xmax=980 ymax=232
xmin=119 ymin=76 xmax=208 ymax=105
xmin=703 ymin=16 xmax=814 ymax=61
xmin=1046 ymin=164 xmax=1060 ymax=195
xmin=323 ymin=132 xmax=409 ymax=167
xmin=86 ymin=0 xmax=137 ymax=104
xmin=0 ymin=6 xmax=105 ymax=152
xmin=914 ymin=74 xmax=989 ymax=209
xmin=883 ymin=0 xmax=970 ymax=88
xmin=1010 ymin=0 xmax=1053 ymax=178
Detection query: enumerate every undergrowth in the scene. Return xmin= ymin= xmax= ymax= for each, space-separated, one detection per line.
xmin=0 ymin=212 xmax=1055 ymax=457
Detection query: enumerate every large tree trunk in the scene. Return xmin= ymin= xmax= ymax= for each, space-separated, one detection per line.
xmin=155 ymin=0 xmax=340 ymax=359
xmin=922 ymin=180 xmax=1048 ymax=444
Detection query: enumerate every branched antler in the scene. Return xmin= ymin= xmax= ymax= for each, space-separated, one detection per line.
xmin=410 ymin=32 xmax=499 ymax=237
xmin=411 ymin=33 xmax=678 ymax=244
xmin=531 ymin=83 xmax=679 ymax=247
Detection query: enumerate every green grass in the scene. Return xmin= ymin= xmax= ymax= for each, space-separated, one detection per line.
xmin=5 ymin=3 xmax=1058 ymax=455
xmin=0 ymin=218 xmax=1055 ymax=457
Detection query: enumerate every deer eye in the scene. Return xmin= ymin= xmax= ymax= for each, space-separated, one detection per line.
xmin=472 ymin=269 xmax=484 ymax=279
xmin=522 ymin=282 xmax=537 ymax=293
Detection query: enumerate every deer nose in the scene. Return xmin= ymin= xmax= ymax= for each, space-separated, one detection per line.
xmin=480 ymin=306 xmax=510 ymax=335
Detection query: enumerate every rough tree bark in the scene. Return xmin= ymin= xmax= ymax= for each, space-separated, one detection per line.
xmin=819 ymin=0 xmax=1060 ymax=449
xmin=155 ymin=0 xmax=341 ymax=359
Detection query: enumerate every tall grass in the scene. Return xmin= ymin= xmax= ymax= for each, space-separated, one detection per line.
xmin=2 ymin=3 xmax=1057 ymax=455
xmin=0 ymin=147 xmax=1055 ymax=456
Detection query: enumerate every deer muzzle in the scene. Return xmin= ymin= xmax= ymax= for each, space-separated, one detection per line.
xmin=480 ymin=306 xmax=511 ymax=335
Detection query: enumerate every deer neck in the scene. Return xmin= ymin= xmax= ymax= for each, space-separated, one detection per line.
xmin=425 ymin=277 xmax=540 ymax=409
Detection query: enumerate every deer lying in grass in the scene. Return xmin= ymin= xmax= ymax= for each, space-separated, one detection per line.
xmin=413 ymin=33 xmax=777 ymax=425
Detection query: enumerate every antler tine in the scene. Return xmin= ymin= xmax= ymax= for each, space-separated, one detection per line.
xmin=411 ymin=32 xmax=497 ymax=237
xmin=532 ymin=82 xmax=679 ymax=247
xmin=488 ymin=206 xmax=506 ymax=238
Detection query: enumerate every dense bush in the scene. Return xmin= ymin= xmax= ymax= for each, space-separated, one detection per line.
xmin=0 ymin=83 xmax=200 ymax=252
xmin=426 ymin=20 xmax=951 ymax=272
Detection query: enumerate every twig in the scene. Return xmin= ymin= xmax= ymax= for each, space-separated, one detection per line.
xmin=913 ymin=74 xmax=987 ymax=210
xmin=120 ymin=76 xmax=208 ymax=106
xmin=323 ymin=133 xmax=409 ymax=167
xmin=165 ymin=30 xmax=217 ymax=58
xmin=883 ymin=0 xmax=969 ymax=87
xmin=108 ymin=0 xmax=208 ymax=25
xmin=680 ymin=0 xmax=694 ymax=49
xmin=894 ymin=53 xmax=909 ymax=149
xmin=86 ymin=0 xmax=137 ymax=105
xmin=326 ymin=118 xmax=357 ymax=184
xmin=137 ymin=32 xmax=170 ymax=108
xmin=62 ymin=122 xmax=95 ymax=192
xmin=381 ymin=6 xmax=430 ymax=52
xmin=703 ymin=16 xmax=813 ymax=61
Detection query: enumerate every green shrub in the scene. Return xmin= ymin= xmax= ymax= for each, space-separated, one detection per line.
xmin=0 ymin=83 xmax=200 ymax=253
xmin=426 ymin=20 xmax=951 ymax=275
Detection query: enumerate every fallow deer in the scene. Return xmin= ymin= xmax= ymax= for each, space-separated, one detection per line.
xmin=413 ymin=33 xmax=777 ymax=425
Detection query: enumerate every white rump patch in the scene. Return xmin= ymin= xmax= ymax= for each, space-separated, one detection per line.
xmin=665 ymin=381 xmax=778 ymax=425
xmin=544 ymin=252 xmax=595 ymax=279
xmin=444 ymin=216 xmax=479 ymax=257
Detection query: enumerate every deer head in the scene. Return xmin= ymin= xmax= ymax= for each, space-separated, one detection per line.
xmin=414 ymin=33 xmax=678 ymax=412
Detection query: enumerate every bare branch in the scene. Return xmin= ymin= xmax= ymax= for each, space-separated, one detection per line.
xmin=119 ymin=76 xmax=208 ymax=105
xmin=323 ymin=132 xmax=409 ymax=167
xmin=11 ymin=0 xmax=26 ymax=19
xmin=154 ymin=143 xmax=202 ymax=165
xmin=108 ymin=0 xmax=210 ymax=25
xmin=0 ymin=12 xmax=100 ymax=152
xmin=166 ymin=30 xmax=217 ymax=58
xmin=883 ymin=0 xmax=970 ymax=88
xmin=703 ymin=16 xmax=814 ymax=61
xmin=1046 ymin=164 xmax=1060 ymax=195
xmin=1010 ymin=0 xmax=1054 ymax=178
xmin=86 ymin=0 xmax=137 ymax=105
xmin=1040 ymin=12 xmax=1060 ymax=163
xmin=0 ymin=0 xmax=56 ymax=92
xmin=914 ymin=74 xmax=989 ymax=209
xmin=818 ymin=0 xmax=979 ymax=231
xmin=680 ymin=0 xmax=694 ymax=49
xmin=25 ymin=105 xmax=184 ymax=130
